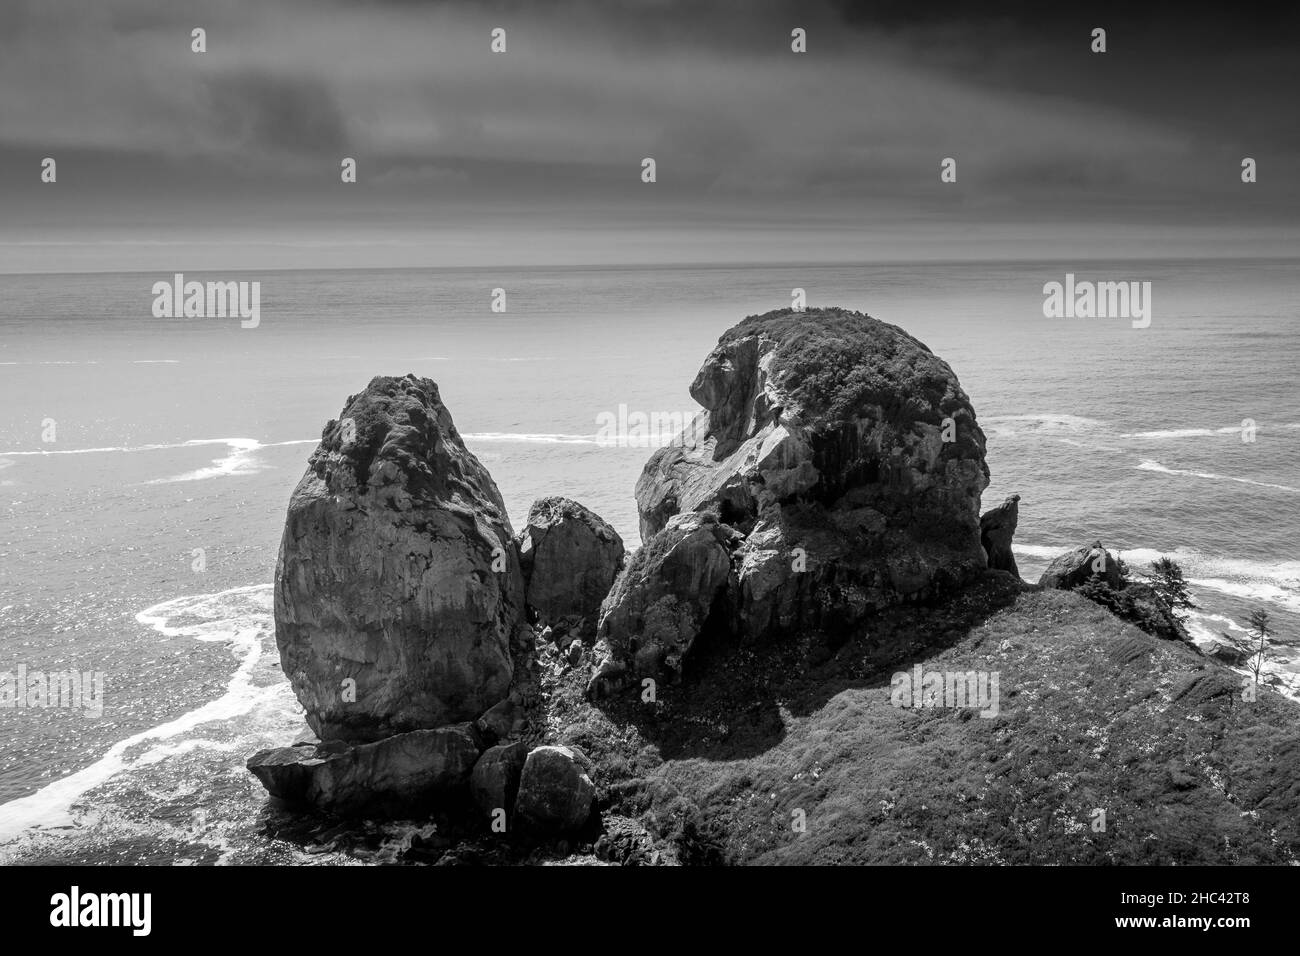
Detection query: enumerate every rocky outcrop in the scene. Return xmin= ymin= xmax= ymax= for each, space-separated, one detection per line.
xmin=597 ymin=308 xmax=990 ymax=684
xmin=1039 ymin=543 xmax=1188 ymax=642
xmin=1207 ymin=638 xmax=1250 ymax=666
xmin=979 ymin=494 xmax=1020 ymax=578
xmin=594 ymin=512 xmax=740 ymax=687
xmin=516 ymin=497 xmax=624 ymax=637
xmin=274 ymin=374 xmax=533 ymax=743
xmin=246 ymin=723 xmax=482 ymax=816
xmin=1038 ymin=541 xmax=1123 ymax=590
xmin=514 ymin=745 xmax=595 ymax=833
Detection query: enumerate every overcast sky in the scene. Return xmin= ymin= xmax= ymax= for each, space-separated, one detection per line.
xmin=2 ymin=0 xmax=1297 ymax=272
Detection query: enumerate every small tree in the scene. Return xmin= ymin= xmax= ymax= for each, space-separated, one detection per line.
xmin=1247 ymin=609 xmax=1271 ymax=693
xmin=1147 ymin=556 xmax=1196 ymax=622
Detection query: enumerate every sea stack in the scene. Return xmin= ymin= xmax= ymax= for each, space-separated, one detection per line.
xmin=595 ymin=307 xmax=991 ymax=688
xmin=273 ymin=373 xmax=533 ymax=744
xmin=980 ymin=494 xmax=1021 ymax=578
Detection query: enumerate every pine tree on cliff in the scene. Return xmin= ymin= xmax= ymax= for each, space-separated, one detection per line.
xmin=1248 ymin=609 xmax=1272 ymax=693
xmin=1147 ymin=556 xmax=1196 ymax=622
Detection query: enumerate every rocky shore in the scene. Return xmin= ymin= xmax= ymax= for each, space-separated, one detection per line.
xmin=246 ymin=307 xmax=1300 ymax=865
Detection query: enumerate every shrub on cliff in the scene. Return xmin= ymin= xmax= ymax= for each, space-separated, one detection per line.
xmin=1075 ymin=573 xmax=1185 ymax=641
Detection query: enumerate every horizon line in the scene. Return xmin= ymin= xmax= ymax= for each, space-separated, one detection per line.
xmin=3 ymin=252 xmax=1298 ymax=279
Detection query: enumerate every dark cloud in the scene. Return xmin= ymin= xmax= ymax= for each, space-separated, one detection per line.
xmin=0 ymin=0 xmax=1295 ymax=270
xmin=200 ymin=73 xmax=350 ymax=157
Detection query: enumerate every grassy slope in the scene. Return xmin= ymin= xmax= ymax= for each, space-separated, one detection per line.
xmin=545 ymin=572 xmax=1300 ymax=865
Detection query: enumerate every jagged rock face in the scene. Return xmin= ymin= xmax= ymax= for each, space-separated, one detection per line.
xmin=514 ymin=745 xmax=595 ymax=833
xmin=275 ymin=374 xmax=532 ymax=744
xmin=516 ymin=497 xmax=625 ymax=636
xmin=980 ymin=494 xmax=1021 ymax=578
xmin=631 ymin=308 xmax=990 ymax=647
xmin=1038 ymin=541 xmax=1123 ymax=590
xmin=596 ymin=512 xmax=740 ymax=682
xmin=245 ymin=724 xmax=482 ymax=817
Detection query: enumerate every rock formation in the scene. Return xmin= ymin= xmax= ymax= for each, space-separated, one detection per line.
xmin=979 ymin=494 xmax=1020 ymax=578
xmin=595 ymin=512 xmax=740 ymax=684
xmin=274 ymin=374 xmax=533 ymax=743
xmin=1038 ymin=541 xmax=1123 ymax=591
xmin=1039 ymin=541 xmax=1186 ymax=641
xmin=597 ymin=308 xmax=990 ymax=686
xmin=1206 ymin=638 xmax=1249 ymax=666
xmin=516 ymin=496 xmax=625 ymax=637
xmin=246 ymin=723 xmax=482 ymax=816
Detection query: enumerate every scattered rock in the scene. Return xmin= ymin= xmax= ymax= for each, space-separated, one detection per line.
xmin=594 ymin=816 xmax=663 ymax=866
xmin=516 ymin=497 xmax=625 ymax=637
xmin=585 ymin=655 xmax=628 ymax=700
xmin=246 ymin=723 xmax=482 ymax=816
xmin=979 ymin=494 xmax=1020 ymax=578
xmin=474 ymin=698 xmax=517 ymax=745
xmin=274 ymin=374 xmax=533 ymax=743
xmin=514 ymin=745 xmax=595 ymax=833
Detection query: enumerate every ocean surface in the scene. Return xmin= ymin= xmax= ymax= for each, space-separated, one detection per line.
xmin=1 ymin=259 xmax=1298 ymax=863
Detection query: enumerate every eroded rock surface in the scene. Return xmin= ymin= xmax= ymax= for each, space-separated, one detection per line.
xmin=598 ymin=308 xmax=990 ymax=681
xmin=246 ymin=723 xmax=482 ymax=816
xmin=980 ymin=494 xmax=1021 ymax=578
xmin=275 ymin=374 xmax=532 ymax=743
xmin=516 ymin=496 xmax=624 ymax=637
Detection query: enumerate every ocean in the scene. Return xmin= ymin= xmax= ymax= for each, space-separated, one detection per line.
xmin=1 ymin=259 xmax=1297 ymax=863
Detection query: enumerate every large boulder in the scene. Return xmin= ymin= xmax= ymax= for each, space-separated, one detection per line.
xmin=1038 ymin=541 xmax=1123 ymax=590
xmin=595 ymin=512 xmax=740 ymax=684
xmin=469 ymin=741 xmax=529 ymax=825
xmin=1207 ymin=638 xmax=1250 ymax=666
xmin=274 ymin=374 xmax=532 ymax=743
xmin=980 ymin=494 xmax=1021 ymax=578
xmin=514 ymin=745 xmax=595 ymax=833
xmin=629 ymin=308 xmax=989 ymax=650
xmin=246 ymin=723 xmax=482 ymax=816
xmin=516 ymin=497 xmax=624 ymax=636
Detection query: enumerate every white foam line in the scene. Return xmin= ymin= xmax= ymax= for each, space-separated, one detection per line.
xmin=464 ymin=432 xmax=685 ymax=447
xmin=1188 ymin=578 xmax=1300 ymax=615
xmin=1120 ymin=427 xmax=1241 ymax=439
xmin=0 ymin=585 xmax=275 ymax=843
xmin=463 ymin=432 xmax=600 ymax=445
xmin=1135 ymin=459 xmax=1298 ymax=493
xmin=1120 ymin=424 xmax=1298 ymax=439
xmin=1014 ymin=543 xmax=1300 ymax=589
xmin=146 ymin=439 xmax=266 ymax=484
xmin=0 ymin=438 xmax=252 ymax=457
